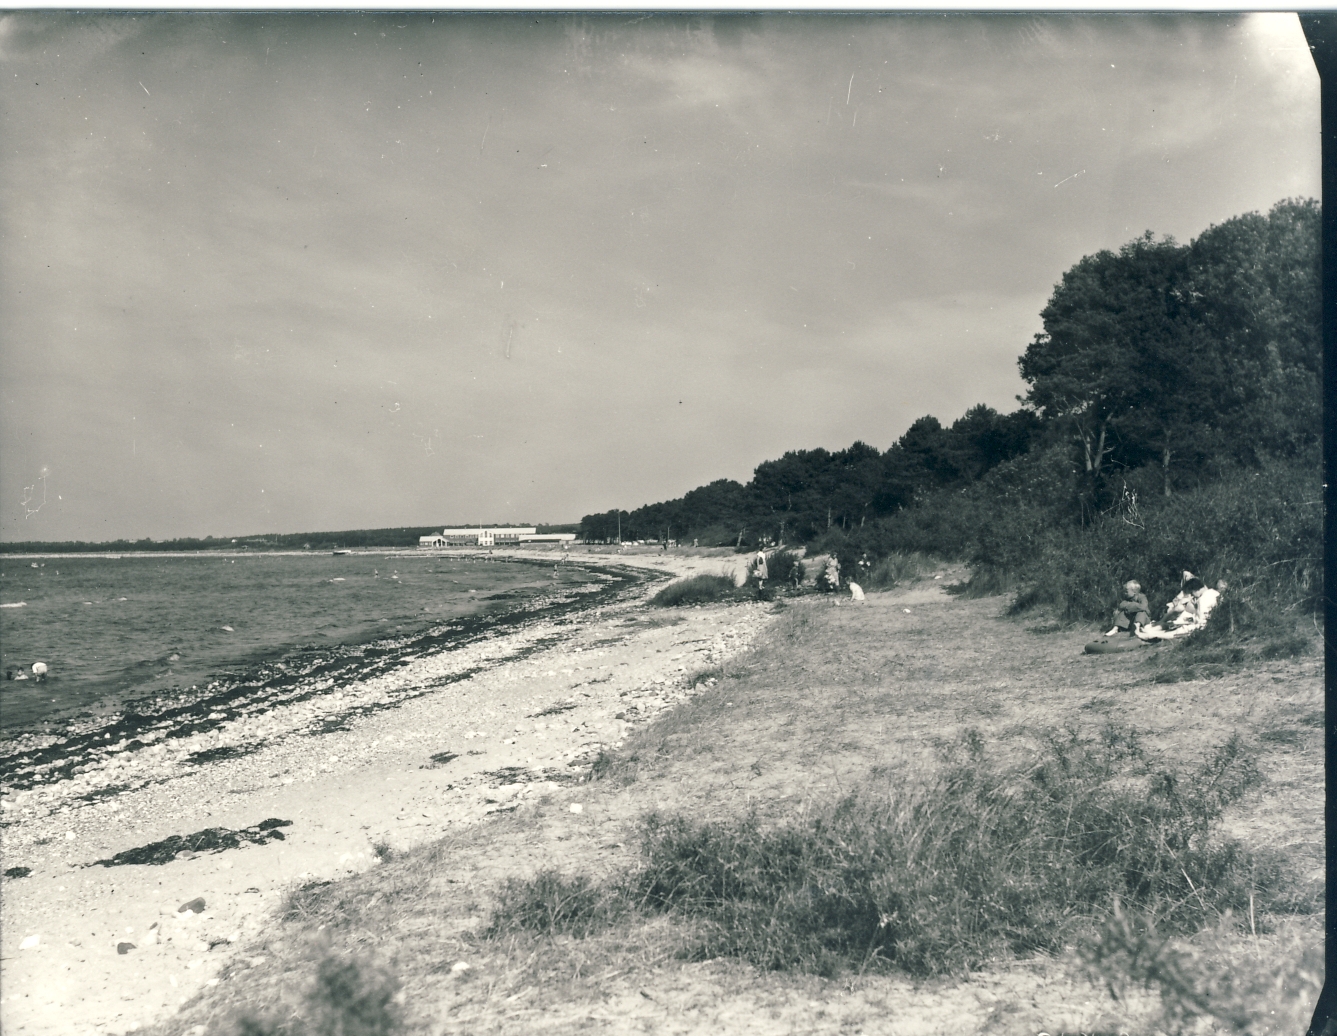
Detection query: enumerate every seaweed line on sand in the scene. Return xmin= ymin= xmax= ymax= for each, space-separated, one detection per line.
xmin=0 ymin=562 xmax=666 ymax=814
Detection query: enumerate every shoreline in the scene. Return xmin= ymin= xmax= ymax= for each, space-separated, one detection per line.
xmin=0 ymin=550 xmax=641 ymax=742
xmin=0 ymin=549 xmax=765 ymax=1036
xmin=0 ymin=551 xmax=663 ymax=766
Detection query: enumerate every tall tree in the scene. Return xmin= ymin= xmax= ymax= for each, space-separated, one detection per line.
xmin=1019 ymin=233 xmax=1210 ymax=498
xmin=1185 ymin=198 xmax=1321 ymax=462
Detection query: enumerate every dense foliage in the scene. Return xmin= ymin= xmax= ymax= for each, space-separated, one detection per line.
xmin=582 ymin=199 xmax=1320 ymax=623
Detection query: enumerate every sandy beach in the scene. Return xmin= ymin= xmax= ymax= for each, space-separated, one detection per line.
xmin=0 ymin=548 xmax=767 ymax=1036
xmin=175 ymin=574 xmax=1321 ymax=1035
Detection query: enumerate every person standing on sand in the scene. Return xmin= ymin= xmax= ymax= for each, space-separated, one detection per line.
xmin=1105 ymin=580 xmax=1149 ymax=636
xmin=753 ymin=550 xmax=768 ymax=588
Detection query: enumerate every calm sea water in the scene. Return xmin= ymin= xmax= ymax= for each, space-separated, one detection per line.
xmin=0 ymin=551 xmax=602 ymax=736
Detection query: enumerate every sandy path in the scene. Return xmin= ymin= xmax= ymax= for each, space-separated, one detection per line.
xmin=0 ymin=548 xmax=766 ymax=1036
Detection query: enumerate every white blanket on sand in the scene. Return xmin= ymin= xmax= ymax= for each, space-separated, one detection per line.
xmin=1137 ymin=588 xmax=1220 ymax=640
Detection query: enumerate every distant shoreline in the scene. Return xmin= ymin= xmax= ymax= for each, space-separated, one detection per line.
xmin=1 ymin=547 xmax=558 ymax=560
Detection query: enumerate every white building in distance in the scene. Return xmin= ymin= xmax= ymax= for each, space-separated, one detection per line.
xmin=418 ymin=527 xmax=576 ymax=548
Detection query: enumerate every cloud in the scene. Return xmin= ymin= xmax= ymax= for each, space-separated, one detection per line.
xmin=0 ymin=12 xmax=1319 ymax=540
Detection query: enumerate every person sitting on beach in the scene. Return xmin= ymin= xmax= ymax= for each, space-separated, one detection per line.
xmin=1105 ymin=580 xmax=1150 ymax=636
xmin=1185 ymin=577 xmax=1220 ymax=626
xmin=1137 ymin=576 xmax=1221 ymax=641
xmin=1158 ymin=570 xmax=1199 ymax=627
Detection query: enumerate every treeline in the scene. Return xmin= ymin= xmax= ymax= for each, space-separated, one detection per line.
xmin=581 ymin=407 xmax=1041 ymax=546
xmin=583 ymin=199 xmax=1321 ymax=624
xmin=0 ymin=524 xmax=581 ymax=554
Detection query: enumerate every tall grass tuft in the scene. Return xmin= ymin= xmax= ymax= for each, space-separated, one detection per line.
xmin=488 ymin=869 xmax=622 ymax=938
xmin=1081 ymin=901 xmax=1323 ymax=1034
xmin=230 ymin=954 xmax=402 ymax=1036
xmin=491 ymin=727 xmax=1310 ymax=979
xmin=650 ymin=574 xmax=738 ymax=607
xmin=861 ymin=551 xmax=938 ymax=590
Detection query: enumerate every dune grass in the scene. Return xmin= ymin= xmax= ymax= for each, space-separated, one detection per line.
xmin=649 ymin=573 xmax=738 ymax=607
xmin=489 ymin=725 xmax=1313 ymax=980
xmin=229 ymin=953 xmax=403 ymax=1036
xmin=859 ymin=551 xmax=939 ymax=590
xmin=759 ymin=549 xmax=806 ymax=588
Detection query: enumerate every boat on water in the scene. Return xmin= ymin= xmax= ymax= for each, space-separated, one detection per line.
xmin=332 ymin=550 xmax=352 ymax=555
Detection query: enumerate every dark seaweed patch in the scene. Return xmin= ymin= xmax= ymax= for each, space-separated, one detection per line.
xmin=529 ymin=700 xmax=578 ymax=718
xmin=186 ymin=742 xmax=263 ymax=765
xmin=91 ymin=819 xmax=293 ymax=867
xmin=77 ymin=783 xmax=134 ymax=804
xmin=480 ymin=765 xmax=577 ymax=786
xmin=480 ymin=766 xmax=532 ymax=785
xmin=4 ymin=866 xmax=32 ymax=878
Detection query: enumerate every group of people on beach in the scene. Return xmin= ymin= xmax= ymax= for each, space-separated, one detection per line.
xmin=1108 ymin=570 xmax=1223 ymax=641
xmin=749 ymin=550 xmax=847 ymax=595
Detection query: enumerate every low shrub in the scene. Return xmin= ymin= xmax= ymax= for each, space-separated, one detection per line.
xmin=231 ymin=954 xmax=402 ymax=1036
xmin=765 ymin=549 xmax=806 ymax=588
xmin=955 ymin=564 xmax=1025 ymax=599
xmin=861 ymin=551 xmax=936 ymax=590
xmin=488 ymin=869 xmax=621 ymax=939
xmin=490 ymin=727 xmax=1308 ymax=979
xmin=1081 ymin=901 xmax=1323 ymax=1034
xmin=630 ymin=727 xmax=1296 ymax=976
xmin=999 ymin=458 xmax=1321 ymax=630
xmin=1259 ymin=634 xmax=1312 ymax=661
xmin=855 ymin=452 xmax=1319 ymax=641
xmin=650 ymin=574 xmax=737 ymax=607
xmin=305 ymin=957 xmax=402 ymax=1036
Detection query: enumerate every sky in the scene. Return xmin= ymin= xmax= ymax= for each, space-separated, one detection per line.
xmin=0 ymin=12 xmax=1319 ymax=542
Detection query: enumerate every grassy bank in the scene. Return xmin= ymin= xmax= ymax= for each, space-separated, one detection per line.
xmin=156 ymin=583 xmax=1322 ymax=1036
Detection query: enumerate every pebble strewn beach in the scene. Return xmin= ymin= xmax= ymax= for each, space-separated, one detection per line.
xmin=0 ymin=549 xmax=766 ymax=1036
